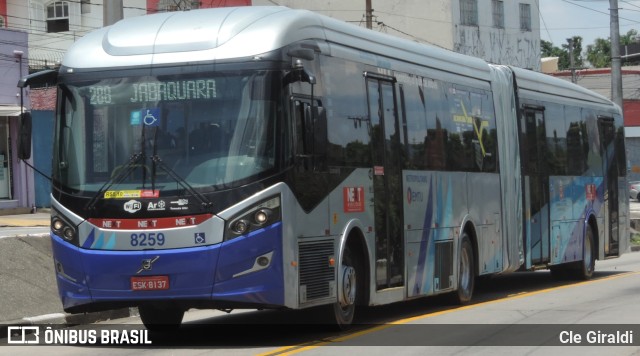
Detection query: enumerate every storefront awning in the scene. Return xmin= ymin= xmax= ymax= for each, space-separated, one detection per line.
xmin=0 ymin=106 xmax=25 ymax=117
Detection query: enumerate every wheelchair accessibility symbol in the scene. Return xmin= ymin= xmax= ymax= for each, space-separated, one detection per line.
xmin=194 ymin=232 xmax=206 ymax=244
xmin=142 ymin=108 xmax=160 ymax=127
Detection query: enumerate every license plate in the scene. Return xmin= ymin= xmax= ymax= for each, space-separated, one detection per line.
xmin=131 ymin=275 xmax=169 ymax=291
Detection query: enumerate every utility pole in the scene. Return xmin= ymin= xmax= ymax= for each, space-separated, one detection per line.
xmin=104 ymin=0 xmax=124 ymax=27
xmin=610 ymin=0 xmax=623 ymax=109
xmin=365 ymin=0 xmax=373 ymax=29
xmin=568 ymin=38 xmax=577 ymax=84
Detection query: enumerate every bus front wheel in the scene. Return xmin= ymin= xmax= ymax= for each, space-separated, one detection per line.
xmin=327 ymin=244 xmax=357 ymax=329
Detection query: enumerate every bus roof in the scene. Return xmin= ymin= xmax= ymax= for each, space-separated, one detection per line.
xmin=62 ymin=6 xmax=490 ymax=80
xmin=507 ymin=65 xmax=615 ymax=107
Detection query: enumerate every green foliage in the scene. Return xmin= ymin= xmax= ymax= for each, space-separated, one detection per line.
xmin=621 ymin=29 xmax=638 ymax=45
xmin=543 ymin=30 xmax=640 ymax=69
xmin=585 ymin=29 xmax=639 ymax=68
xmin=540 ymin=37 xmax=583 ymax=70
xmin=586 ymin=37 xmax=612 ymax=68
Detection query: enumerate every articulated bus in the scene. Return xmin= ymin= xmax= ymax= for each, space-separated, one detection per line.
xmin=19 ymin=6 xmax=628 ymax=329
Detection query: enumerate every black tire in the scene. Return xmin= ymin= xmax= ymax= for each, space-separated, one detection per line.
xmin=572 ymin=224 xmax=595 ymax=280
xmin=138 ymin=304 xmax=184 ymax=332
xmin=326 ymin=244 xmax=357 ymax=330
xmin=454 ymin=234 xmax=475 ymax=305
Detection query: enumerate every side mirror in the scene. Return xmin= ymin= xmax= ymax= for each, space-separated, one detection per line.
xmin=18 ymin=112 xmax=32 ymax=159
xmin=17 ymin=69 xmax=58 ymax=88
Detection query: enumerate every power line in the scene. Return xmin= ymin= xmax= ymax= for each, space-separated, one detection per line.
xmin=536 ymin=0 xmax=555 ymax=45
xmin=621 ymin=0 xmax=640 ymax=9
xmin=561 ymin=0 xmax=640 ymax=24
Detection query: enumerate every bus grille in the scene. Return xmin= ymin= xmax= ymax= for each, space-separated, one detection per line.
xmin=434 ymin=240 xmax=454 ymax=291
xmin=299 ymin=240 xmax=335 ymax=303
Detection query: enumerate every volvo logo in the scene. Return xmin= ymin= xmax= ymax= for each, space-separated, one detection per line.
xmin=136 ymin=256 xmax=160 ymax=274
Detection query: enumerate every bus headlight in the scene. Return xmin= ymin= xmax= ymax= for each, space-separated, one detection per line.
xmin=231 ymin=219 xmax=250 ymax=234
xmin=225 ymin=195 xmax=281 ymax=241
xmin=254 ymin=209 xmax=272 ymax=225
xmin=51 ymin=211 xmax=78 ymax=246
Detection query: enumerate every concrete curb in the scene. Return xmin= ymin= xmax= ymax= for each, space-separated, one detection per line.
xmin=3 ymin=308 xmax=133 ymax=327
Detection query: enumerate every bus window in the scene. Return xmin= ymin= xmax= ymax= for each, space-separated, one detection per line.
xmin=424 ymin=79 xmax=447 ymax=170
xmin=443 ymin=84 xmax=497 ymax=172
xmin=402 ymin=80 xmax=428 ymax=170
xmin=321 ymin=56 xmax=370 ymax=168
xmin=564 ymin=106 xmax=586 ymax=176
xmin=544 ymin=103 xmax=567 ymax=176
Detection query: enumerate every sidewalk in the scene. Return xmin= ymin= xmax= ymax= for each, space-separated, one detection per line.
xmin=0 ymin=211 xmax=50 ymax=227
xmin=0 ymin=211 xmax=130 ymax=326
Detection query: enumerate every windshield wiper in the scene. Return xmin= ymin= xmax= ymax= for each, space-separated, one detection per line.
xmin=86 ymin=118 xmax=152 ymax=212
xmin=84 ymin=152 xmax=145 ymax=211
xmin=150 ymin=154 xmax=214 ymax=212
xmin=146 ymin=120 xmax=213 ymax=213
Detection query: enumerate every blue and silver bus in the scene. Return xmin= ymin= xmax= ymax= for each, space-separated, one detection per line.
xmin=19 ymin=6 xmax=629 ymax=329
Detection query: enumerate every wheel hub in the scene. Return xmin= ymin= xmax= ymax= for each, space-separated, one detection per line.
xmin=340 ymin=265 xmax=356 ymax=307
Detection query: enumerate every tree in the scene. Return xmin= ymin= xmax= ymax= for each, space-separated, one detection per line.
xmin=621 ymin=29 xmax=638 ymax=45
xmin=585 ymin=29 xmax=639 ymax=68
xmin=586 ymin=38 xmax=611 ymax=68
xmin=540 ymin=37 xmax=583 ymax=70
xmin=562 ymin=36 xmax=584 ymax=69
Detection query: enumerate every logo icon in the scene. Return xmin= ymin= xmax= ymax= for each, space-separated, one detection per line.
xmin=171 ymin=199 xmax=188 ymax=206
xmin=124 ymin=200 xmax=142 ymax=213
xmin=147 ymin=200 xmax=166 ymax=211
xmin=194 ymin=232 xmax=206 ymax=244
xmin=7 ymin=326 xmax=40 ymax=344
xmin=137 ymin=256 xmax=160 ymax=274
xmin=343 ymin=186 xmax=365 ymax=213
xmin=143 ymin=108 xmax=160 ymax=126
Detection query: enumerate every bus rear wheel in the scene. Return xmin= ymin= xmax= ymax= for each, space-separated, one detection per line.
xmin=138 ymin=304 xmax=184 ymax=332
xmin=573 ymin=224 xmax=595 ymax=280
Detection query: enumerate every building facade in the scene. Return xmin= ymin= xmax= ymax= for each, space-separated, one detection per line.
xmin=252 ymin=0 xmax=541 ymax=70
xmin=0 ymin=27 xmax=32 ymax=212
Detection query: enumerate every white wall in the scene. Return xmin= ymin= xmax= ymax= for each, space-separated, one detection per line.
xmin=252 ymin=0 xmax=454 ymax=50
xmin=7 ymin=0 xmax=147 ymax=68
xmin=254 ymin=0 xmax=540 ymax=70
xmin=452 ymin=0 xmax=541 ymax=70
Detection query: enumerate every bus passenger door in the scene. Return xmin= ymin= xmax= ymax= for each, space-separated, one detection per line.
xmin=521 ymin=107 xmax=550 ymax=265
xmin=366 ymin=75 xmax=404 ymax=290
xmin=598 ymin=117 xmax=619 ymax=256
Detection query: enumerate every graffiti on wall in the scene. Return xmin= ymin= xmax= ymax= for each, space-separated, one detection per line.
xmin=453 ymin=26 xmax=540 ymax=71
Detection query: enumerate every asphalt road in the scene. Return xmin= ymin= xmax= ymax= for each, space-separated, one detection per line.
xmin=1 ymin=203 xmax=640 ymax=354
xmin=2 ymin=249 xmax=640 ymax=355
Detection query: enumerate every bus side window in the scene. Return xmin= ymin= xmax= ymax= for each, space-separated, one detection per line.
xmin=293 ymin=100 xmax=312 ymax=157
xmin=293 ymin=98 xmax=326 ymax=171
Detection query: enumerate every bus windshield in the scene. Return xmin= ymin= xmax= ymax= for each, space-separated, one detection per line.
xmin=54 ymin=70 xmax=281 ymax=195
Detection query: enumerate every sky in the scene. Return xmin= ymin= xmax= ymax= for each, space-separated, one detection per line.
xmin=538 ymin=0 xmax=640 ymax=48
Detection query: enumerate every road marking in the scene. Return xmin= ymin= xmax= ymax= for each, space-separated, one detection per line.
xmin=259 ymin=271 xmax=640 ymax=355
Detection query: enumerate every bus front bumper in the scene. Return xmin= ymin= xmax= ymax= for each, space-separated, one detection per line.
xmin=50 ymin=222 xmax=285 ymax=313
